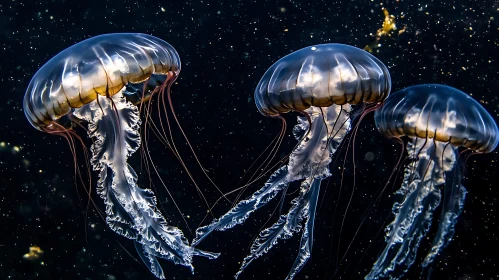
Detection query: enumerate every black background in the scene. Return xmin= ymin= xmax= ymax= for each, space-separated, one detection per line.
xmin=0 ymin=0 xmax=498 ymax=279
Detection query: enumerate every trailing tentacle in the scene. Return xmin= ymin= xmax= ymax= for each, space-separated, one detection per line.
xmin=366 ymin=139 xmax=458 ymax=280
xmin=74 ymin=90 xmax=218 ymax=279
xmin=235 ymin=177 xmax=318 ymax=279
xmin=193 ymin=167 xmax=290 ymax=245
xmin=286 ymin=178 xmax=322 ymax=280
xmin=422 ymin=158 xmax=466 ymax=267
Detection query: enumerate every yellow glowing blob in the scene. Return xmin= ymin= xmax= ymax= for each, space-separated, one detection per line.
xmin=377 ymin=8 xmax=397 ymax=38
xmin=364 ymin=8 xmax=402 ymax=53
xmin=23 ymin=246 xmax=44 ymax=261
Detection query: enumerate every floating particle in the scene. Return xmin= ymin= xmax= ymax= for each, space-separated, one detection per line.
xmin=398 ymin=25 xmax=407 ymax=35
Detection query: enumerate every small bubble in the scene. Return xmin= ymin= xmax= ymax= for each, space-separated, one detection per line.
xmin=365 ymin=152 xmax=375 ymax=161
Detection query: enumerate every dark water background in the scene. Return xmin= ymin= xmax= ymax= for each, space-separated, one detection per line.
xmin=0 ymin=0 xmax=498 ymax=279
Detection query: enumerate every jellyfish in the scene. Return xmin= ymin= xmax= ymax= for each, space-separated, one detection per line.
xmin=366 ymin=84 xmax=499 ymax=279
xmin=23 ymin=33 xmax=219 ymax=279
xmin=193 ymin=44 xmax=391 ymax=279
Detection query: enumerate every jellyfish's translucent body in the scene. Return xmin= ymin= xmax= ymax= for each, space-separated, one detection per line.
xmin=193 ymin=44 xmax=391 ymax=279
xmin=366 ymin=84 xmax=499 ymax=279
xmin=23 ymin=33 xmax=218 ymax=279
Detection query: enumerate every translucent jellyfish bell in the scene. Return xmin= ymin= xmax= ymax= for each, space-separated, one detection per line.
xmin=255 ymin=44 xmax=391 ymax=116
xmin=366 ymin=84 xmax=498 ymax=279
xmin=23 ymin=33 xmax=218 ymax=279
xmin=194 ymin=43 xmax=391 ymax=279
xmin=24 ymin=33 xmax=180 ymax=130
xmin=375 ymin=84 xmax=498 ymax=152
